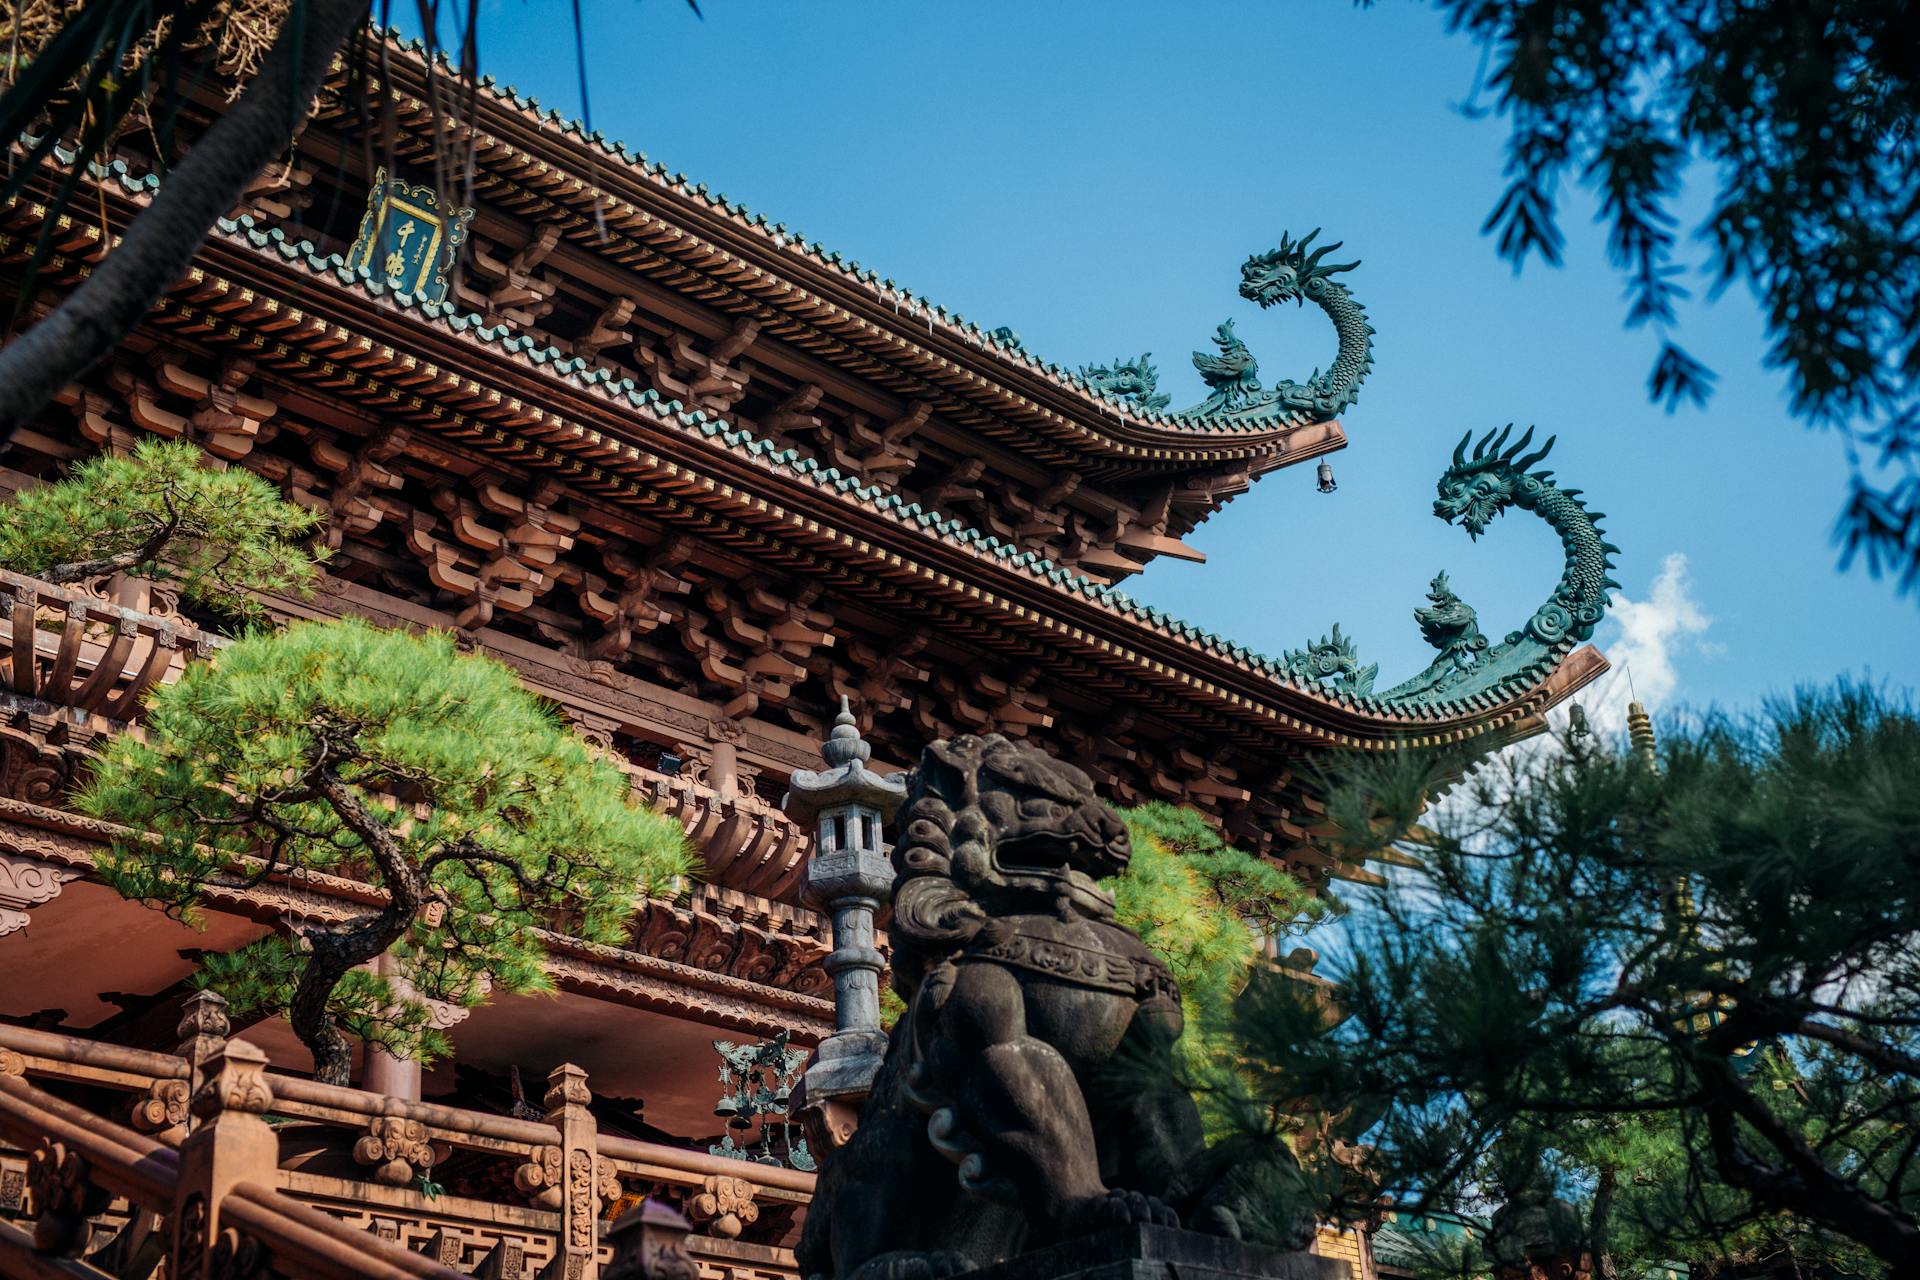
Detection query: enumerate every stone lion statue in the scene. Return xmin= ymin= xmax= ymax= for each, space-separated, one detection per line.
xmin=797 ymin=734 xmax=1245 ymax=1280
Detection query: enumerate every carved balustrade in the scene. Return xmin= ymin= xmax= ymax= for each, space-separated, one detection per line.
xmin=0 ymin=569 xmax=223 ymax=807
xmin=0 ymin=1014 xmax=808 ymax=1280
xmin=0 ymin=566 xmax=809 ymax=903
xmin=620 ymin=765 xmax=807 ymax=903
xmin=0 ymin=1034 xmax=476 ymax=1280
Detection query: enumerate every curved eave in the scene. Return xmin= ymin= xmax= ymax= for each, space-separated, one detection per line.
xmin=3 ymin=180 xmax=1593 ymax=754
xmin=356 ymin=40 xmax=1347 ymax=477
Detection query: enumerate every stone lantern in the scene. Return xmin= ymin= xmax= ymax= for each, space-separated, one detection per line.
xmin=783 ymin=697 xmax=906 ymax=1109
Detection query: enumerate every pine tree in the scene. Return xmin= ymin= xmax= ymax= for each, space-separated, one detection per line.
xmin=1399 ymin=0 xmax=1920 ymax=597
xmin=79 ymin=616 xmax=692 ymax=1085
xmin=0 ymin=437 xmax=324 ymax=619
xmin=1228 ymin=684 xmax=1920 ymax=1272
xmin=1108 ymin=801 xmax=1324 ymax=1073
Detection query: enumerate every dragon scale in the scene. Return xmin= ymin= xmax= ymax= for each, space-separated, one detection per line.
xmin=1275 ymin=278 xmax=1372 ymax=419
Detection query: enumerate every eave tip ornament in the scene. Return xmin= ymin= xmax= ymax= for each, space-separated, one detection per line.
xmin=1288 ymin=426 xmax=1620 ymax=710
xmin=1077 ymin=226 xmax=1376 ymax=424
xmin=1184 ymin=227 xmax=1376 ymax=422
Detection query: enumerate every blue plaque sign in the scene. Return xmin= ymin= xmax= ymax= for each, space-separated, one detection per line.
xmin=344 ymin=167 xmax=474 ymax=304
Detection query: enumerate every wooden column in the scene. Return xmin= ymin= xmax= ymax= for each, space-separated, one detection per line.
xmin=362 ymin=949 xmax=422 ymax=1097
xmin=364 ymin=951 xmax=415 ymax=1100
xmin=361 ymin=1046 xmax=422 ymax=1101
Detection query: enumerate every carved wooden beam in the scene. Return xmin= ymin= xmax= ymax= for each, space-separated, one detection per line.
xmin=582 ymin=540 xmax=694 ymax=662
xmin=0 ymin=849 xmax=79 ymax=936
xmin=922 ymin=455 xmax=985 ymax=513
xmin=311 ymin=425 xmax=411 ymax=549
xmin=240 ymin=157 xmax=314 ymax=222
xmin=632 ymin=319 xmax=758 ymax=414
xmin=573 ymin=296 xmax=636 ymax=363
xmin=459 ymin=223 xmax=562 ymax=326
xmin=975 ymin=669 xmax=1053 ymax=736
xmin=759 ymin=382 xmax=823 ymax=440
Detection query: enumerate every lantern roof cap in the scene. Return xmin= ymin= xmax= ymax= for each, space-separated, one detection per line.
xmin=784 ymin=698 xmax=909 ymax=824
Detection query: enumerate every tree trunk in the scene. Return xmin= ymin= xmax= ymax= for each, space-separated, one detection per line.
xmin=0 ymin=0 xmax=372 ymax=436
xmin=288 ymin=773 xmax=425 ymax=1087
xmin=40 ymin=545 xmax=165 ymax=584
xmin=1703 ymin=1076 xmax=1920 ymax=1269
xmin=1591 ymin=1166 xmax=1620 ymax=1280
xmin=288 ymin=917 xmax=408 ymax=1087
xmin=287 ymin=942 xmax=357 ymax=1088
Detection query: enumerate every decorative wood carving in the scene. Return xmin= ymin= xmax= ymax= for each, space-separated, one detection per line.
xmin=241 ymin=157 xmax=314 ymax=222
xmin=582 ymin=540 xmax=693 ymax=662
xmin=311 ymin=425 xmax=411 ymax=550
xmin=461 ymin=223 xmax=562 ymax=327
xmin=846 ymin=401 xmax=927 ymax=480
xmin=634 ymin=319 xmax=758 ymax=415
xmin=574 ymin=297 xmax=637 ymax=363
xmin=353 ymin=1114 xmax=440 ymax=1187
xmin=0 ymin=849 xmax=78 ymax=937
xmin=685 ymin=1175 xmax=758 ymax=1239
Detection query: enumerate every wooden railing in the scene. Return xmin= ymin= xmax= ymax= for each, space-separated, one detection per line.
xmin=0 ymin=570 xmax=221 ymax=723
xmin=0 ymin=570 xmax=222 ymax=808
xmin=0 ymin=998 xmax=807 ymax=1280
xmin=0 ymin=1052 xmax=475 ymax=1280
xmin=626 ymin=768 xmax=808 ymax=903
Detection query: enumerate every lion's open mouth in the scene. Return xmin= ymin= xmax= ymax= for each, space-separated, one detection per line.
xmin=993 ymin=836 xmax=1074 ymax=877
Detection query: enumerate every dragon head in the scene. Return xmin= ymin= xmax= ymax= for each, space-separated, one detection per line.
xmin=1434 ymin=425 xmax=1557 ymax=538
xmin=1240 ymin=228 xmax=1361 ymax=309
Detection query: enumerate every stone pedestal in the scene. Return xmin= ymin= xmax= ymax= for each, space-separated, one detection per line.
xmin=955 ymin=1226 xmax=1347 ymax=1280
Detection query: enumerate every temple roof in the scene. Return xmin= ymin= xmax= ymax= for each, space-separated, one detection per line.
xmin=47 ymin=153 xmax=1594 ymax=739
xmin=336 ymin=36 xmax=1357 ymax=484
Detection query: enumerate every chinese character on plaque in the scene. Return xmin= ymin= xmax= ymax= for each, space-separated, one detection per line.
xmin=344 ymin=167 xmax=474 ymax=305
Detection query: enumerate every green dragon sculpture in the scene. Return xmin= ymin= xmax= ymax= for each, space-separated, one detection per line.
xmin=1378 ymin=425 xmax=1620 ymax=705
xmin=1282 ymin=623 xmax=1377 ymax=695
xmin=1079 ymin=354 xmax=1172 ymax=412
xmin=1184 ymin=229 xmax=1375 ymax=421
xmin=1285 ymin=427 xmax=1618 ymax=708
xmin=1412 ymin=572 xmax=1487 ymax=671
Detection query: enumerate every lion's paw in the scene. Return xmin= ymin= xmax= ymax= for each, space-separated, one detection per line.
xmin=1189 ymin=1203 xmax=1242 ymax=1239
xmin=1061 ymin=1189 xmax=1181 ymax=1236
xmin=847 ymin=1250 xmax=975 ymax=1280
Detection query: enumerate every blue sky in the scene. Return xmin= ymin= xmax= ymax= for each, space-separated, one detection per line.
xmin=425 ymin=1 xmax=1918 ymax=716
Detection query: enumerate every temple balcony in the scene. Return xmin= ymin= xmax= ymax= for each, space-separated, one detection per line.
xmin=0 ymin=1001 xmax=807 ymax=1280
xmin=0 ymin=566 xmax=839 ymax=1132
xmin=0 ymin=567 xmax=828 ymax=922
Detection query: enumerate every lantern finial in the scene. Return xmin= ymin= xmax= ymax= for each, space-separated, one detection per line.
xmin=821 ymin=696 xmax=870 ymax=768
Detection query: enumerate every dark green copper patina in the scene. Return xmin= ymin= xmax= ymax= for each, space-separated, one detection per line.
xmin=1077 ymin=354 xmax=1172 ymax=413
xmin=1185 ymin=229 xmax=1376 ymax=421
xmin=1281 ymin=624 xmax=1377 ymax=696
xmin=1281 ymin=427 xmax=1618 ymax=708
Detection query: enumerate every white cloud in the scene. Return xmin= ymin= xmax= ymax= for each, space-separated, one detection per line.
xmin=1554 ymin=551 xmax=1714 ymax=738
